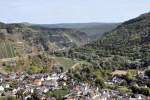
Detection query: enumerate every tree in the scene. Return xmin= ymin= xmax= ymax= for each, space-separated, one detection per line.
xmin=145 ymin=67 xmax=150 ymax=78
xmin=125 ymin=71 xmax=134 ymax=82
xmin=131 ymin=85 xmax=140 ymax=94
xmin=95 ymin=78 xmax=104 ymax=88
xmin=140 ymin=87 xmax=150 ymax=96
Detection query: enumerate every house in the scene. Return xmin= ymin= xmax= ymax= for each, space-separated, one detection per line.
xmin=41 ymin=77 xmax=44 ymax=81
xmin=43 ymin=80 xmax=58 ymax=88
xmin=30 ymin=88 xmax=34 ymax=93
xmin=49 ymin=73 xmax=59 ymax=80
xmin=19 ymin=75 xmax=25 ymax=81
xmin=25 ymin=95 xmax=31 ymax=100
xmin=99 ymin=96 xmax=107 ymax=100
xmin=4 ymin=84 xmax=10 ymax=89
xmin=45 ymin=75 xmax=51 ymax=81
xmin=12 ymin=88 xmax=17 ymax=94
xmin=0 ymin=77 xmax=3 ymax=83
xmin=33 ymin=79 xmax=42 ymax=86
xmin=133 ymin=94 xmax=147 ymax=100
xmin=63 ymin=82 xmax=67 ymax=86
xmin=3 ymin=91 xmax=16 ymax=97
xmin=0 ymin=86 xmax=4 ymax=91
xmin=9 ymin=73 xmax=17 ymax=79
xmin=40 ymin=86 xmax=49 ymax=93
xmin=112 ymin=76 xmax=124 ymax=84
xmin=40 ymin=96 xmax=46 ymax=100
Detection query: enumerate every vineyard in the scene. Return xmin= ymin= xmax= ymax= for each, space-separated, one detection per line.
xmin=0 ymin=42 xmax=16 ymax=59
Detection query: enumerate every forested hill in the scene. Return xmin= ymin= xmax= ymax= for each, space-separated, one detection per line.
xmin=39 ymin=23 xmax=120 ymax=40
xmin=68 ymin=12 xmax=150 ymax=69
xmin=90 ymin=12 xmax=150 ymax=57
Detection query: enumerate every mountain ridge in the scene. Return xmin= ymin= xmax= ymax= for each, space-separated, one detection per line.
xmin=38 ymin=22 xmax=120 ymax=40
xmin=67 ymin=12 xmax=150 ymax=69
xmin=0 ymin=22 xmax=89 ymax=58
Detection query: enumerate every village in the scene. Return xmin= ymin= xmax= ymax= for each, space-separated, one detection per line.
xmin=0 ymin=67 xmax=149 ymax=100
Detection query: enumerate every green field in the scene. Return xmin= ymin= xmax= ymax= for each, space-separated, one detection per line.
xmin=54 ymin=57 xmax=77 ymax=70
xmin=0 ymin=42 xmax=16 ymax=59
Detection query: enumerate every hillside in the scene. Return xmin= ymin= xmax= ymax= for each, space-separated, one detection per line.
xmin=0 ymin=22 xmax=88 ymax=59
xmin=67 ymin=12 xmax=150 ymax=69
xmin=91 ymin=12 xmax=150 ymax=58
xmin=39 ymin=23 xmax=120 ymax=40
xmin=0 ymin=41 xmax=16 ymax=59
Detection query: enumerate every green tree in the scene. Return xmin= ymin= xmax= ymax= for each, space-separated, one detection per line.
xmin=140 ymin=87 xmax=150 ymax=96
xmin=125 ymin=71 xmax=134 ymax=82
xmin=145 ymin=67 xmax=150 ymax=78
xmin=95 ymin=78 xmax=104 ymax=88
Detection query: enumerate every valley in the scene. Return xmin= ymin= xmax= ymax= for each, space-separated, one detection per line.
xmin=39 ymin=23 xmax=120 ymax=40
xmin=0 ymin=12 xmax=150 ymax=100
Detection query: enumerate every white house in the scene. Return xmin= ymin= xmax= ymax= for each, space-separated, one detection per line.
xmin=0 ymin=86 xmax=4 ymax=91
xmin=0 ymin=78 xmax=3 ymax=83
xmin=5 ymin=84 xmax=10 ymax=88
xmin=12 ymin=89 xmax=17 ymax=94
xmin=45 ymin=75 xmax=51 ymax=81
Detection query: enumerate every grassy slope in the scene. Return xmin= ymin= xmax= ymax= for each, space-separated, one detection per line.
xmin=54 ymin=57 xmax=77 ymax=70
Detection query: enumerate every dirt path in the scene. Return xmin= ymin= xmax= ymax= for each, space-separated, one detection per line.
xmin=0 ymin=57 xmax=18 ymax=62
xmin=71 ymin=62 xmax=80 ymax=69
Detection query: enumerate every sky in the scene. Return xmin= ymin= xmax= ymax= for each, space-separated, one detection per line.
xmin=0 ymin=0 xmax=150 ymax=24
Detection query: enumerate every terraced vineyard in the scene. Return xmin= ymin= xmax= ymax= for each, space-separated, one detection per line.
xmin=0 ymin=42 xmax=16 ymax=59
